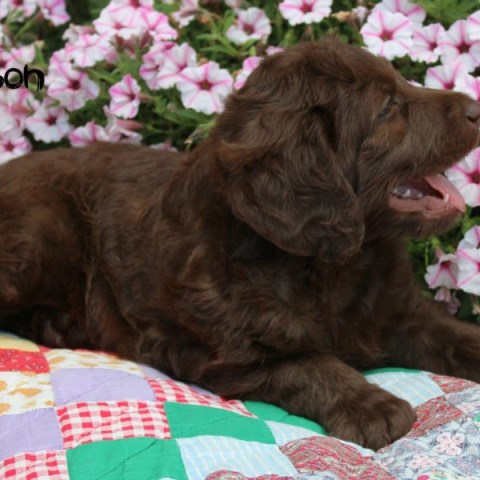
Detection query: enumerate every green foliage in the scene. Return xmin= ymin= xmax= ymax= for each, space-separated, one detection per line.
xmin=412 ymin=0 xmax=479 ymax=25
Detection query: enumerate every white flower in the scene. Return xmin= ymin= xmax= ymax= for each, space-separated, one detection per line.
xmin=47 ymin=65 xmax=100 ymax=112
xmin=457 ymin=249 xmax=480 ymax=295
xmin=69 ymin=121 xmax=109 ymax=147
xmin=279 ymin=0 xmax=332 ymax=26
xmin=459 ymin=226 xmax=480 ymax=250
xmin=109 ymin=74 xmax=141 ymax=119
xmin=0 ymin=128 xmax=31 ymax=163
xmin=425 ymin=253 xmax=458 ymax=289
xmin=425 ymin=62 xmax=467 ymax=90
xmin=372 ymin=0 xmax=426 ymax=27
xmin=361 ymin=10 xmax=413 ymax=60
xmin=25 ymin=99 xmax=72 ymax=143
xmin=234 ymin=56 xmax=261 ymax=90
xmin=66 ymin=33 xmax=113 ymax=68
xmin=177 ymin=62 xmax=233 ymax=115
xmin=437 ymin=19 xmax=480 ymax=73
xmin=140 ymin=43 xmax=196 ymax=90
xmin=466 ymin=10 xmax=480 ymax=42
xmin=226 ymin=8 xmax=271 ymax=45
xmin=445 ymin=147 xmax=480 ymax=207
xmin=410 ymin=23 xmax=444 ymax=63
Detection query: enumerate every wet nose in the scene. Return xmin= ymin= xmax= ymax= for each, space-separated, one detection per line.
xmin=466 ymin=101 xmax=480 ymax=127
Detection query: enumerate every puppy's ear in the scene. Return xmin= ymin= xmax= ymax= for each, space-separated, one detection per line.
xmin=219 ymin=143 xmax=365 ymax=260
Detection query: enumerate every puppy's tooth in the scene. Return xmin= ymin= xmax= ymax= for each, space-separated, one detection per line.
xmin=444 ymin=193 xmax=450 ymax=203
xmin=405 ymin=189 xmax=412 ymax=197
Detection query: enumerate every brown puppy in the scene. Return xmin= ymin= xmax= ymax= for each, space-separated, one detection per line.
xmin=1 ymin=40 xmax=480 ymax=450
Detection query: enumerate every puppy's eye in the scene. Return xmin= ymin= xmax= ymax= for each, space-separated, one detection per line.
xmin=379 ymin=97 xmax=395 ymax=117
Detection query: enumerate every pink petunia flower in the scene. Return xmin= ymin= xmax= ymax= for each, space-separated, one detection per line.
xmin=62 ymin=25 xmax=96 ymax=43
xmin=94 ymin=4 xmax=144 ymax=41
xmin=0 ymin=113 xmax=16 ymax=134
xmin=140 ymin=42 xmax=196 ymax=90
xmin=434 ymin=288 xmax=461 ymax=315
xmin=266 ymin=45 xmax=284 ymax=55
xmin=352 ymin=6 xmax=368 ymax=24
xmin=459 ymin=226 xmax=480 ymax=250
xmin=47 ymin=65 xmax=100 ymax=112
xmin=69 ymin=121 xmax=109 ymax=147
xmin=445 ymin=147 xmax=480 ymax=207
xmin=0 ymin=45 xmax=35 ymax=72
xmin=279 ymin=0 xmax=333 ymax=26
xmin=436 ymin=20 xmax=480 ymax=73
xmin=25 ymin=99 xmax=72 ymax=143
xmin=457 ymin=249 xmax=480 ymax=295
xmin=37 ymin=0 xmax=70 ymax=26
xmin=66 ymin=33 xmax=113 ymax=68
xmin=103 ymin=106 xmax=143 ymax=144
xmin=139 ymin=42 xmax=175 ymax=89
xmin=48 ymin=48 xmax=73 ymax=75
xmin=9 ymin=45 xmax=36 ymax=64
xmin=111 ymin=0 xmax=154 ymax=6
xmin=372 ymin=0 xmax=426 ymax=27
xmin=234 ymin=56 xmax=261 ymax=90
xmin=177 ymin=61 xmax=233 ymax=115
xmin=455 ymin=72 xmax=480 ymax=101
xmin=0 ymin=0 xmax=37 ymax=21
xmin=467 ymin=11 xmax=480 ymax=42
xmin=135 ymin=7 xmax=178 ymax=42
xmin=0 ymin=128 xmax=31 ymax=163
xmin=410 ymin=23 xmax=444 ymax=63
xmin=109 ymin=74 xmax=141 ymax=119
xmin=425 ymin=252 xmax=458 ymax=289
xmin=0 ymin=88 xmax=39 ymax=131
xmin=360 ymin=10 xmax=413 ymax=60
xmin=226 ymin=8 xmax=271 ymax=45
xmin=424 ymin=62 xmax=467 ymax=90
xmin=172 ymin=0 xmax=199 ymax=27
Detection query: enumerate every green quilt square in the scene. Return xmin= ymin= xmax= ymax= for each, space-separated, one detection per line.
xmin=164 ymin=402 xmax=276 ymax=444
xmin=67 ymin=437 xmax=187 ymax=480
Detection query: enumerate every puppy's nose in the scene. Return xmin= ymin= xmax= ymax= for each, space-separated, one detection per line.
xmin=466 ymin=101 xmax=480 ymax=127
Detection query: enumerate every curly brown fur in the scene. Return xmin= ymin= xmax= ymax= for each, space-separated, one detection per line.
xmin=1 ymin=40 xmax=480 ymax=450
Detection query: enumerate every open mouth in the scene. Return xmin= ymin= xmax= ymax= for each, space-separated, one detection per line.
xmin=389 ymin=174 xmax=466 ymax=218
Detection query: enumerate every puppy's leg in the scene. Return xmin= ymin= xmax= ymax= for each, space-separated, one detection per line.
xmin=386 ymin=299 xmax=480 ymax=382
xmin=200 ymin=354 xmax=415 ymax=450
xmin=0 ymin=200 xmax=82 ymax=344
xmin=83 ymin=268 xmax=138 ymax=356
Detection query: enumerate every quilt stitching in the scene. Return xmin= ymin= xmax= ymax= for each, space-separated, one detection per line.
xmin=1 ymin=333 xmax=480 ymax=479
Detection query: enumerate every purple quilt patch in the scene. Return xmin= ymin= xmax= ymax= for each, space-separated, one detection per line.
xmin=50 ymin=368 xmax=155 ymax=404
xmin=0 ymin=408 xmax=62 ymax=461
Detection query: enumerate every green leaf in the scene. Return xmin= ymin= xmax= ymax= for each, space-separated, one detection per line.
xmin=412 ymin=0 xmax=480 ymax=25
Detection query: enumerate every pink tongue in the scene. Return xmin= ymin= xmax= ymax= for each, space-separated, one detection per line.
xmin=425 ymin=174 xmax=466 ymax=213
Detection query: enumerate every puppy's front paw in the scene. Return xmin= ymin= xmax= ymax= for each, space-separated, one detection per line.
xmin=326 ymin=384 xmax=416 ymax=450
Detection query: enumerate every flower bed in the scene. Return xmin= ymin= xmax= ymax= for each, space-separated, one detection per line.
xmin=1 ymin=0 xmax=480 ymax=320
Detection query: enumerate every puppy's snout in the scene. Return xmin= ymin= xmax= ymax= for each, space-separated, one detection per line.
xmin=466 ymin=101 xmax=480 ymax=128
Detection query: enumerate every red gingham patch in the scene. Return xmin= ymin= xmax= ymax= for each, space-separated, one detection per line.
xmin=147 ymin=378 xmax=254 ymax=417
xmin=56 ymin=400 xmax=171 ymax=449
xmin=0 ymin=350 xmax=49 ymax=374
xmin=0 ymin=451 xmax=68 ymax=480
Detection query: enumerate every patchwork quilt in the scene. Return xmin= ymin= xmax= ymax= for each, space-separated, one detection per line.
xmin=2 ymin=333 xmax=480 ymax=479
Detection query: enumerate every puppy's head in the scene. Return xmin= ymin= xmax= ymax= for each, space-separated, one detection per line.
xmin=212 ymin=40 xmax=480 ymax=260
